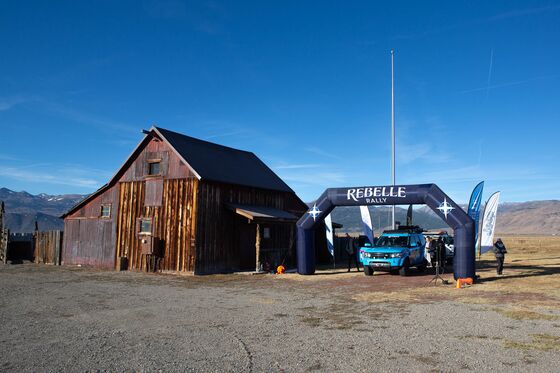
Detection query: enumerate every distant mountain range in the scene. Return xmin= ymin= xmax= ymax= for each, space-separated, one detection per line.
xmin=0 ymin=188 xmax=86 ymax=232
xmin=321 ymin=201 xmax=560 ymax=235
xmin=0 ymin=187 xmax=558 ymax=235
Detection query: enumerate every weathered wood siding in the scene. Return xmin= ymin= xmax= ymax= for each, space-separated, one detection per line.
xmin=115 ymin=178 xmax=198 ymax=272
xmin=34 ymin=230 xmax=63 ymax=265
xmin=195 ymin=181 xmax=307 ymax=274
xmin=120 ymin=137 xmax=192 ymax=181
xmin=62 ymin=185 xmax=119 ymax=268
xmin=63 ymin=136 xmax=195 ymax=270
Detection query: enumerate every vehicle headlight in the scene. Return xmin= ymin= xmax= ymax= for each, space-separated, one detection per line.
xmin=390 ymin=252 xmax=403 ymax=258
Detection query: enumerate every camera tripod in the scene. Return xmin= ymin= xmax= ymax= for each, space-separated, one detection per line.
xmin=427 ymin=250 xmax=446 ymax=286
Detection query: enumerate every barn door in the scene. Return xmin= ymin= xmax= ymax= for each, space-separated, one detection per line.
xmin=238 ymin=219 xmax=256 ymax=271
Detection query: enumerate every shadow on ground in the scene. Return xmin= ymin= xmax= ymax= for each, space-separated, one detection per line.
xmin=477 ymin=261 xmax=560 ymax=283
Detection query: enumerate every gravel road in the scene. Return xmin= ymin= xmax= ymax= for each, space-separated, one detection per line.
xmin=1 ymin=264 xmax=559 ymax=372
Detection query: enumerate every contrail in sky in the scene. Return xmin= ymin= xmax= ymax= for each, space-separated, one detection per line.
xmin=486 ymin=48 xmax=494 ymax=100
xmin=461 ymin=74 xmax=560 ymax=94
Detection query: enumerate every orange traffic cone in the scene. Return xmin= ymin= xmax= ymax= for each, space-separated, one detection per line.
xmin=456 ymin=278 xmax=473 ymax=288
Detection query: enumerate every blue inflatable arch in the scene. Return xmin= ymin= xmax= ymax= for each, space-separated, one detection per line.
xmin=297 ymin=184 xmax=475 ymax=279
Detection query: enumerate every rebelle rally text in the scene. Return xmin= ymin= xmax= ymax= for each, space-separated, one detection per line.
xmin=346 ymin=186 xmax=406 ymax=203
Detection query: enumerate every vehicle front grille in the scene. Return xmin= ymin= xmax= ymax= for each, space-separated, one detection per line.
xmin=363 ymin=252 xmax=392 ymax=259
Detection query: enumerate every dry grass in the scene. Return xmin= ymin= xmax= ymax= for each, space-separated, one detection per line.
xmin=411 ymin=355 xmax=439 ymax=367
xmin=474 ymin=235 xmax=560 ymax=300
xmin=279 ymin=235 xmax=560 ymax=322
xmin=504 ymin=334 xmax=560 ymax=352
xmin=493 ymin=308 xmax=560 ymax=321
xmin=499 ymin=235 xmax=559 ymax=251
xmin=349 ymin=236 xmax=560 ymax=317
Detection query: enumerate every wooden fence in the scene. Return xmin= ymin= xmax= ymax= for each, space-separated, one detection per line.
xmin=0 ymin=228 xmax=7 ymax=264
xmin=0 ymin=201 xmax=6 ymax=263
xmin=34 ymin=231 xmax=63 ymax=265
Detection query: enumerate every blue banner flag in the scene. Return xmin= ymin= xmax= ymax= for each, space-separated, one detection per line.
xmin=467 ymin=181 xmax=484 ymax=248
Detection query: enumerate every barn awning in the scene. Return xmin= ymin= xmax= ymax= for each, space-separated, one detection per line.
xmin=226 ymin=203 xmax=298 ymax=223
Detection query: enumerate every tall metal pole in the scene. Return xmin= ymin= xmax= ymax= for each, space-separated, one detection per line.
xmin=391 ymin=49 xmax=396 ymax=229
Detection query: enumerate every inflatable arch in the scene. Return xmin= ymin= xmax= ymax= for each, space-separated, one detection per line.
xmin=297 ymin=184 xmax=475 ymax=279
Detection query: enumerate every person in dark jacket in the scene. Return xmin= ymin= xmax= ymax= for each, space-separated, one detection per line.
xmin=345 ymin=233 xmax=361 ymax=272
xmin=437 ymin=237 xmax=446 ymax=268
xmin=493 ymin=238 xmax=507 ymax=275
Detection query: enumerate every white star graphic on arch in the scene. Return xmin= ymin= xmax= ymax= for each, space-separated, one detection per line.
xmin=308 ymin=204 xmax=322 ymax=221
xmin=437 ymin=198 xmax=455 ymax=220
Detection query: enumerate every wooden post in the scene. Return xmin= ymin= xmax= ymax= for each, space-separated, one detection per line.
xmin=0 ymin=201 xmax=7 ymax=264
xmin=32 ymin=220 xmax=39 ymax=263
xmin=255 ymin=223 xmax=261 ymax=272
xmin=55 ymin=231 xmax=62 ymax=265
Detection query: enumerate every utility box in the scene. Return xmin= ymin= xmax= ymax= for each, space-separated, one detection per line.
xmin=141 ymin=235 xmax=154 ymax=255
xmin=140 ymin=236 xmax=164 ymax=257
xmin=140 ymin=236 xmax=164 ymax=272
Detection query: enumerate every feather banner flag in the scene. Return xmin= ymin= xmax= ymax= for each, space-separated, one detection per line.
xmin=360 ymin=206 xmax=374 ymax=245
xmin=467 ymin=181 xmax=484 ymax=250
xmin=324 ymin=213 xmax=334 ymax=257
xmin=479 ymin=191 xmax=500 ymax=255
xmin=406 ymin=204 xmax=413 ymax=225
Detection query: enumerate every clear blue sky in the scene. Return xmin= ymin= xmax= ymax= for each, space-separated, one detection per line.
xmin=1 ymin=1 xmax=559 ymax=203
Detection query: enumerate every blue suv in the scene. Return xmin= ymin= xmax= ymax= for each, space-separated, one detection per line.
xmin=360 ymin=226 xmax=427 ymax=276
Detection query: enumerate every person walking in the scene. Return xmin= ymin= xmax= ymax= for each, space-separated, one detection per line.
xmin=345 ymin=233 xmax=361 ymax=272
xmin=493 ymin=238 xmax=507 ymax=275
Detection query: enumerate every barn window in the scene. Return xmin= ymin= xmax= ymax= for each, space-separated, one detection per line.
xmin=148 ymin=161 xmax=161 ymax=176
xmin=263 ymin=227 xmax=271 ymax=239
xmin=100 ymin=204 xmax=111 ymax=218
xmin=139 ymin=218 xmax=152 ymax=235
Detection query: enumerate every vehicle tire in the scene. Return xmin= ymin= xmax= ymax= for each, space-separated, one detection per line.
xmin=364 ymin=266 xmax=373 ymax=276
xmin=399 ymin=259 xmax=410 ymax=276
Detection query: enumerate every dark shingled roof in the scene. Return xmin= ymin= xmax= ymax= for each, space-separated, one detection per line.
xmin=155 ymin=127 xmax=293 ymax=193
xmin=61 ymin=126 xmax=296 ymax=218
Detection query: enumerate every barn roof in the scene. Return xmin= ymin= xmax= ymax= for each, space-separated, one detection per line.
xmin=225 ymin=203 xmax=299 ymax=223
xmin=62 ymin=126 xmax=296 ymax=218
xmin=153 ymin=127 xmax=293 ymax=193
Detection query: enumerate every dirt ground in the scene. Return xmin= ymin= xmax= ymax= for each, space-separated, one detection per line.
xmin=1 ymin=235 xmax=559 ymax=372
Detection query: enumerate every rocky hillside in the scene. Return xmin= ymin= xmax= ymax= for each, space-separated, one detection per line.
xmin=0 ymin=188 xmax=87 ymax=232
xmin=327 ymin=201 xmax=560 ymax=235
xmin=494 ymin=201 xmax=560 ymax=235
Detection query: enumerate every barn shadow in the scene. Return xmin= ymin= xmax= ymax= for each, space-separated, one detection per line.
xmin=6 ymin=236 xmax=35 ymax=264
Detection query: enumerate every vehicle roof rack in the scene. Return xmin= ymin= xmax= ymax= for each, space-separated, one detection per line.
xmin=383 ymin=225 xmax=424 ymax=234
xmin=423 ymin=230 xmax=449 ymax=235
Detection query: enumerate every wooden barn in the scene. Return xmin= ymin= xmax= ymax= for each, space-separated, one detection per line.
xmin=61 ymin=127 xmax=308 ymax=274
